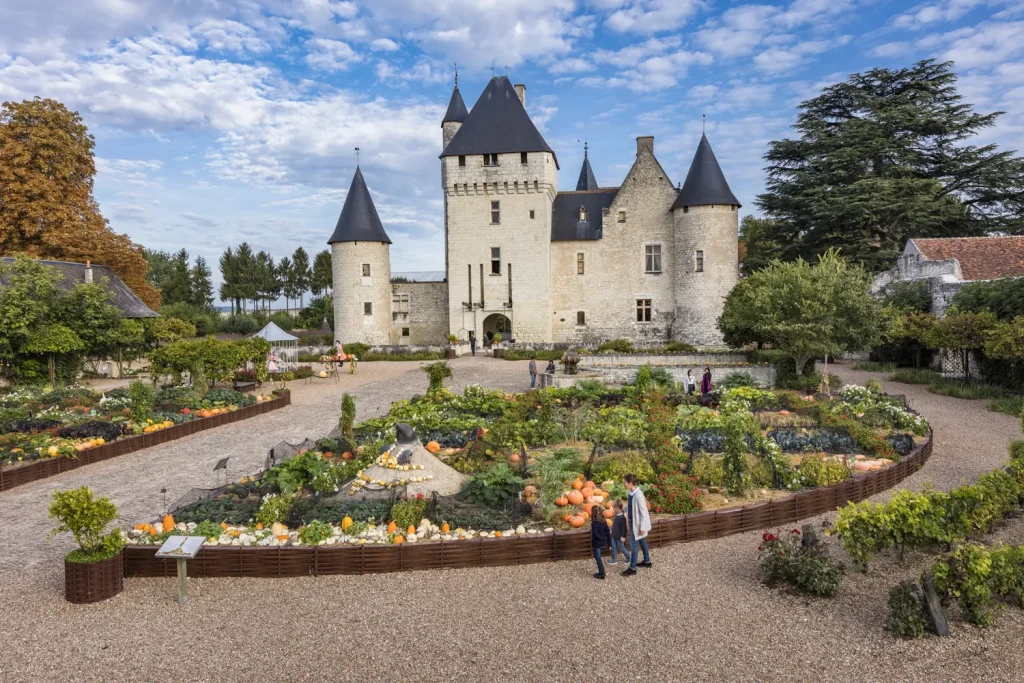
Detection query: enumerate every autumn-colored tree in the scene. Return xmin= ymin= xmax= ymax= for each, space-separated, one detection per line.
xmin=0 ymin=97 xmax=160 ymax=308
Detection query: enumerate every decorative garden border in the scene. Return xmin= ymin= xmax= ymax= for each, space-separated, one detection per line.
xmin=0 ymin=390 xmax=291 ymax=493
xmin=123 ymin=428 xmax=932 ymax=578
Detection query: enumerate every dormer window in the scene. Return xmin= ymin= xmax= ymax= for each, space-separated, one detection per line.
xmin=521 ymin=152 xmax=528 ymax=164
xmin=483 ymin=153 xmax=499 ymax=167
xmin=458 ymin=155 xmax=466 ymax=167
xmin=578 ymin=206 xmax=588 ymax=222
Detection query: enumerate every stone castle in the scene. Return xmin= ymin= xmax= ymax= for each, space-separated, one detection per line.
xmin=330 ymin=76 xmax=741 ymax=348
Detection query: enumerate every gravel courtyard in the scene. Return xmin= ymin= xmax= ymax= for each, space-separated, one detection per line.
xmin=1 ymin=360 xmax=1023 ymax=682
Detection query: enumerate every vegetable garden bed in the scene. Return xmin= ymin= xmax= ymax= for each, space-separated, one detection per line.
xmin=123 ymin=430 xmax=931 ymax=578
xmin=0 ymin=390 xmax=290 ymax=492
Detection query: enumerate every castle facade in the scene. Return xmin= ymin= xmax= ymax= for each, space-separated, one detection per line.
xmin=330 ymin=76 xmax=741 ymax=348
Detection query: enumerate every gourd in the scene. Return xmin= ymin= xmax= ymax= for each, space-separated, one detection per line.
xmin=562 ymin=513 xmax=573 ymax=522
xmin=342 ymin=452 xmax=353 ymax=460
xmin=524 ymin=485 xmax=537 ymax=496
xmin=276 ymin=534 xmax=289 ymax=542
xmin=407 ymin=525 xmax=416 ymax=536
xmin=426 ymin=441 xmax=441 ymax=453
xmin=393 ymin=535 xmax=405 ymax=544
xmin=441 ymin=522 xmax=450 ymax=533
xmin=509 ymin=453 xmax=522 ymax=465
xmin=569 ymin=515 xmax=586 ymax=528
xmin=603 ymin=508 xmax=614 ymax=519
xmin=567 ymin=490 xmax=584 ymax=505
xmin=341 ymin=516 xmax=353 ymax=531
xmin=555 ymin=496 xmax=569 ymax=507
xmin=582 ymin=503 xmax=595 ymax=517
xmin=387 ymin=521 xmax=397 ymax=533
xmin=162 ymin=514 xmax=176 ymax=531
xmin=571 ymin=479 xmax=584 ymax=491
xmin=494 ymin=531 xmax=503 ymax=538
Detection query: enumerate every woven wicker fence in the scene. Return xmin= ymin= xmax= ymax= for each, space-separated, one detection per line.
xmin=0 ymin=390 xmax=291 ymax=493
xmin=124 ymin=431 xmax=932 ymax=579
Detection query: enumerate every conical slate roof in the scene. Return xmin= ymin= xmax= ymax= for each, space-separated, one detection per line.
xmin=440 ymin=76 xmax=557 ymax=167
xmin=442 ymin=86 xmax=468 ymax=123
xmin=576 ymin=144 xmax=598 ymax=191
xmin=672 ymin=134 xmax=741 ymax=209
xmin=328 ymin=167 xmax=392 ymax=244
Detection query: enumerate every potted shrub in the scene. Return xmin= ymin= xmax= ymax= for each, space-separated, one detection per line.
xmin=48 ymin=486 xmax=125 ymax=603
xmin=446 ymin=333 xmax=459 ymax=359
xmin=492 ymin=333 xmax=503 ymax=359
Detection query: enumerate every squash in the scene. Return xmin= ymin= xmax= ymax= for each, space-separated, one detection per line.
xmin=162 ymin=514 xmax=175 ymax=531
xmin=494 ymin=530 xmax=503 ymax=538
xmin=603 ymin=508 xmax=615 ymax=519
xmin=426 ymin=441 xmax=441 ymax=454
xmin=441 ymin=522 xmax=450 ymax=533
xmin=571 ymin=479 xmax=584 ymax=491
xmin=554 ymin=496 xmax=569 ymax=507
xmin=387 ymin=521 xmax=397 ymax=534
xmin=524 ymin=485 xmax=537 ymax=496
xmin=342 ymin=451 xmax=353 ymax=460
xmin=569 ymin=515 xmax=586 ymax=528
xmin=255 ymin=522 xmax=264 ymax=530
xmin=779 ymin=410 xmax=790 ymax=416
xmin=393 ymin=535 xmax=405 ymax=544
xmin=582 ymin=503 xmax=596 ymax=517
xmin=229 ymin=529 xmax=241 ymax=537
xmin=341 ymin=516 xmax=353 ymax=532
xmin=276 ymin=534 xmax=290 ymax=542
xmin=134 ymin=523 xmax=148 ymax=532
xmin=220 ymin=521 xmax=228 ymax=530
xmin=588 ymin=495 xmax=604 ymax=505
xmin=407 ymin=525 xmax=416 ymax=536
xmin=562 ymin=513 xmax=573 ymax=522
xmin=585 ymin=480 xmax=595 ymax=489
xmin=458 ymin=534 xmax=466 ymax=541
xmin=508 ymin=452 xmax=521 ymax=465
xmin=322 ymin=451 xmax=334 ymax=459
xmin=567 ymin=490 xmax=584 ymax=505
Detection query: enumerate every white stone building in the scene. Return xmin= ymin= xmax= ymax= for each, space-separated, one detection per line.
xmin=330 ymin=76 xmax=741 ymax=347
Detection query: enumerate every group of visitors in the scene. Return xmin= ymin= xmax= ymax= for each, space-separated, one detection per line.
xmin=590 ymin=474 xmax=652 ymax=579
xmin=685 ymin=367 xmax=713 ymax=396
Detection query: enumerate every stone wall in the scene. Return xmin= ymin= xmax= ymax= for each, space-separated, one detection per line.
xmin=332 ymin=241 xmax=392 ymax=345
xmin=672 ymin=205 xmax=738 ymax=346
xmin=579 ymin=353 xmax=775 ymax=387
xmin=443 ymin=151 xmax=556 ymax=342
xmin=389 ymin=281 xmax=449 ymax=345
xmin=550 ymin=142 xmax=679 ymax=345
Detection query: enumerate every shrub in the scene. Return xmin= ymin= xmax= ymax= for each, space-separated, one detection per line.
xmin=339 ymin=393 xmax=355 ymax=440
xmin=663 ymin=340 xmax=697 ymax=353
xmin=298 ymin=520 xmax=333 ymax=545
xmin=55 ymin=421 xmax=126 ymax=442
xmin=689 ymin=455 xmax=724 ymax=487
xmin=0 ymin=417 xmax=60 ymax=435
xmin=128 ymin=380 xmax=154 ymax=423
xmin=255 ymin=493 xmax=296 ymax=526
xmin=535 ymin=448 xmax=583 ymax=508
xmin=852 ymin=361 xmax=897 ymax=372
xmin=886 ymin=580 xmax=932 ymax=638
xmin=457 ymin=462 xmax=524 ymax=509
xmin=794 ymin=456 xmax=850 ymax=488
xmin=422 ymin=361 xmax=453 ymax=395
xmin=361 ymin=350 xmax=445 ymax=361
xmin=47 ymin=487 xmax=124 ymax=563
xmin=889 ymin=368 xmax=941 ymax=385
xmin=221 ymin=314 xmax=260 ymax=335
xmin=592 ymin=452 xmax=657 ymax=485
xmin=502 ymin=349 xmax=564 ymax=361
xmin=720 ymin=371 xmax=756 ymax=389
xmin=596 ymin=339 xmax=634 ymax=354
xmin=990 ymin=396 xmax=1024 ymax=417
xmin=647 ymin=472 xmax=703 ymax=514
xmin=757 ymin=527 xmax=843 ymax=598
xmin=390 ymin=498 xmax=429 ymax=530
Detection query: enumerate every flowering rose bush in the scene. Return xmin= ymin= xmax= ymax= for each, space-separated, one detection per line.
xmin=757 ymin=525 xmax=844 ymax=597
xmin=648 ymin=473 xmax=703 ymax=514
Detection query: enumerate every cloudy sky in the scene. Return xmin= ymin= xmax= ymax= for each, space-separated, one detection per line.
xmin=1 ymin=0 xmax=1021 ymax=291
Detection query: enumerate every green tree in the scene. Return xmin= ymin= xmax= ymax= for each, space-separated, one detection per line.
xmin=301 ymin=294 xmax=333 ymax=330
xmin=985 ymin=316 xmax=1024 ymax=362
xmin=739 ymin=215 xmax=784 ymax=276
xmin=254 ymin=250 xmax=277 ymax=312
xmin=219 ymin=247 xmax=240 ymax=314
xmin=718 ymin=250 xmax=882 ymax=375
xmin=952 ymin=278 xmax=1024 ymax=321
xmin=22 ymin=324 xmax=84 ymax=386
xmin=311 ymin=249 xmax=333 ymax=296
xmin=277 ymin=255 xmax=294 ymax=310
xmin=882 ymin=280 xmax=932 ymax=313
xmin=756 ymin=60 xmax=1024 ymax=272
xmin=925 ymin=308 xmax=997 ymax=381
xmin=102 ymin=318 xmax=145 ymax=377
xmin=161 ymin=249 xmax=192 ymax=306
xmin=144 ymin=249 xmax=175 ymax=295
xmin=291 ymin=247 xmax=311 ymax=309
xmin=233 ymin=242 xmax=257 ymax=312
xmin=189 ymin=255 xmax=214 ymax=310
xmin=145 ymin=316 xmax=196 ymax=346
xmin=884 ymin=311 xmax=936 ymax=368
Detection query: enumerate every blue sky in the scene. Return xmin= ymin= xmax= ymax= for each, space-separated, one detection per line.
xmin=1 ymin=0 xmax=1022 ymax=294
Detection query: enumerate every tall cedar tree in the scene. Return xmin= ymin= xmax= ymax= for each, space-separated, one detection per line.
xmin=219 ymin=247 xmax=240 ymax=314
xmin=161 ymin=248 xmax=192 ymax=306
xmin=754 ymin=60 xmax=1024 ymax=272
xmin=291 ymin=247 xmax=311 ymax=308
xmin=277 ymin=255 xmax=294 ymax=309
xmin=0 ymin=98 xmax=160 ymax=307
xmin=311 ymin=249 xmax=333 ymax=296
xmin=190 ymin=256 xmax=214 ymax=310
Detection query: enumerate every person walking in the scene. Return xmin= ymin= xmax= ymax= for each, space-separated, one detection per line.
xmin=469 ymin=332 xmax=476 ymax=356
xmin=609 ymin=499 xmax=629 ymax=565
xmin=529 ymin=356 xmax=538 ymax=389
xmin=590 ymin=504 xmax=611 ymax=579
xmin=700 ymin=367 xmax=713 ymax=396
xmin=685 ymin=369 xmax=696 ymax=396
xmin=622 ymin=474 xmax=652 ymax=576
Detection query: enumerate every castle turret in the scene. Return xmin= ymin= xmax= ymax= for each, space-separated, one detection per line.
xmin=575 ymin=141 xmax=598 ymax=191
xmin=441 ymin=76 xmax=468 ymax=151
xmin=329 ymin=166 xmax=393 ymax=345
xmin=671 ymin=134 xmax=740 ymax=346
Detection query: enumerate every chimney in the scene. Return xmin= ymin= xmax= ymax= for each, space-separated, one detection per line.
xmin=514 ymin=83 xmax=526 ymax=107
xmin=84 ymin=260 xmax=93 ymax=284
xmin=636 ymin=136 xmax=654 ymax=156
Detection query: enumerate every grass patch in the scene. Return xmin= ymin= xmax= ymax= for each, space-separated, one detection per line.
xmin=990 ymin=396 xmax=1024 ymax=417
xmin=928 ymin=379 xmax=1007 ymax=400
xmin=852 ymin=361 xmax=897 ymax=372
xmin=889 ymin=368 xmax=942 ymax=385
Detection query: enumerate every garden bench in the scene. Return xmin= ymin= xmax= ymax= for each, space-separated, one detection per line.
xmin=232 ymin=381 xmax=257 ymax=393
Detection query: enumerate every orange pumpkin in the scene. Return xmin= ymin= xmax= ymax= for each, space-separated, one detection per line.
xmin=342 ymin=451 xmax=353 ymax=460
xmin=524 ymin=484 xmax=537 ymax=496
xmin=256 ymin=522 xmax=264 ymax=530
xmin=569 ymin=515 xmax=586 ymax=528
xmin=276 ymin=534 xmax=289 ymax=542
xmin=582 ymin=502 xmax=596 ymax=517
xmin=779 ymin=410 xmax=790 ymax=416
xmin=322 ymin=451 xmax=334 ymax=459
xmin=603 ymin=508 xmax=615 ymax=519
xmin=162 ymin=514 xmax=175 ymax=531
xmin=555 ymin=496 xmax=569 ymax=507
xmin=229 ymin=529 xmax=241 ymax=537
xmin=387 ymin=521 xmax=397 ymax=533
xmin=426 ymin=441 xmax=441 ymax=454
xmin=441 ymin=522 xmax=450 ymax=533
xmin=567 ymin=490 xmax=584 ymax=505
xmin=220 ymin=521 xmax=228 ymax=530
xmin=133 ymin=523 xmax=148 ymax=532
xmin=393 ymin=535 xmax=405 ymax=544
xmin=509 ymin=452 xmax=522 ymax=465
xmin=494 ymin=530 xmax=503 ymax=538
xmin=571 ymin=479 xmax=583 ymax=491
xmin=407 ymin=525 xmax=416 ymax=536
xmin=585 ymin=480 xmax=595 ymax=489
xmin=562 ymin=513 xmax=573 ymax=522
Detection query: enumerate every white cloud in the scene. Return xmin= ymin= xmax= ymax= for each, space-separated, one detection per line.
xmin=192 ymin=19 xmax=272 ymax=54
xmin=591 ymin=36 xmax=681 ymax=67
xmin=549 ymin=57 xmax=596 ymax=74
xmin=304 ymin=38 xmax=361 ymax=71
xmin=370 ymin=38 xmax=401 ymax=51
xmin=871 ymin=42 xmax=912 ymax=57
xmin=891 ymin=0 xmax=1002 ymax=30
xmin=754 ymin=36 xmax=851 ymax=75
xmin=604 ymin=0 xmax=705 ymax=34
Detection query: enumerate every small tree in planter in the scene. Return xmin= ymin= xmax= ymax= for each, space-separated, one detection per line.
xmin=447 ymin=333 xmax=459 ymax=359
xmin=422 ymin=361 xmax=453 ymax=395
xmin=339 ymin=393 xmax=356 ymax=441
xmin=48 ymin=486 xmax=125 ymax=603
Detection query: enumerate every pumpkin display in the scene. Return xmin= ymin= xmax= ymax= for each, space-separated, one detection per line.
xmin=603 ymin=508 xmax=615 ymax=519
xmin=588 ymin=495 xmax=604 ymax=505
xmin=569 ymin=515 xmax=586 ymax=528
xmin=494 ymin=531 xmax=503 ymax=538
xmin=341 ymin=451 xmax=353 ymax=460
xmin=571 ymin=479 xmax=584 ymax=491
xmin=585 ymin=480 xmax=595 ymax=489
xmin=407 ymin=525 xmax=416 ymax=536
xmin=582 ymin=503 xmax=595 ymax=517
xmin=162 ymin=514 xmax=175 ymax=531
xmin=387 ymin=521 xmax=397 ymax=533
xmin=562 ymin=513 xmax=573 ymax=522
xmin=393 ymin=535 xmax=405 ymax=544
xmin=508 ymin=452 xmax=521 ymax=465
xmin=555 ymin=496 xmax=569 ymax=507
xmin=567 ymin=490 xmax=584 ymax=505
xmin=426 ymin=441 xmax=441 ymax=453
xmin=341 ymin=516 xmax=353 ymax=531
xmin=441 ymin=522 xmax=450 ymax=533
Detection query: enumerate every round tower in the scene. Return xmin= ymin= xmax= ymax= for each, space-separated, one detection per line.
xmin=671 ymin=134 xmax=740 ymax=347
xmin=329 ymin=166 xmax=393 ymax=346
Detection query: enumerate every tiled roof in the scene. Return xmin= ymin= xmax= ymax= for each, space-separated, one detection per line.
xmin=911 ymin=237 xmax=1024 ymax=281
xmin=0 ymin=257 xmax=158 ymax=318
xmin=328 ymin=166 xmax=391 ymax=244
xmin=672 ymin=134 xmax=740 ymax=209
xmin=442 ymin=86 xmax=468 ymax=123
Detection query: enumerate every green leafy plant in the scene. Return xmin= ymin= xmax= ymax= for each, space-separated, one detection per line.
xmin=794 ymin=456 xmax=850 ymax=488
xmin=190 ymin=520 xmax=223 ymax=540
xmin=757 ymin=527 xmax=843 ymax=598
xmin=298 ymin=520 xmax=333 ymax=545
xmin=647 ymin=472 xmax=703 ymax=514
xmin=48 ymin=486 xmax=124 ymax=563
xmin=255 ymin=493 xmax=296 ymax=526
xmin=390 ymin=498 xmax=428 ymax=530
xmin=457 ymin=462 xmax=524 ymax=508
xmin=592 ymin=452 xmax=656 ymax=485
xmin=535 ymin=448 xmax=583 ymax=508
xmin=422 ymin=361 xmax=453 ymax=395
xmin=128 ymin=380 xmax=154 ymax=424
xmin=340 ymin=393 xmax=356 ymax=440
xmin=886 ymin=580 xmax=932 ymax=637
xmin=596 ymin=338 xmax=634 ymax=354
xmin=720 ymin=371 xmax=757 ymax=389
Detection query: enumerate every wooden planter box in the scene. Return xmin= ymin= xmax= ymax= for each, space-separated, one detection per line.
xmin=65 ymin=552 xmax=123 ymax=604
xmin=445 ymin=348 xmax=457 ymax=359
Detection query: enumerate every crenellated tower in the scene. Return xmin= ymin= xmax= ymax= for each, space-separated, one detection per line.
xmin=671 ymin=134 xmax=740 ymax=346
xmin=328 ymin=166 xmax=393 ymax=345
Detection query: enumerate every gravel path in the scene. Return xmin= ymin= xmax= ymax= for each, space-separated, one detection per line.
xmin=2 ymin=361 xmax=1023 ymax=682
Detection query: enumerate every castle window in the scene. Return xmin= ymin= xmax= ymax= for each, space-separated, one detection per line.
xmin=534 ymin=180 xmax=538 ymax=191
xmin=578 ymin=206 xmax=588 ymax=222
xmin=361 ymin=263 xmax=371 ymax=277
xmin=363 ymin=302 xmax=373 ymax=316
xmin=490 ymin=201 xmax=500 ymax=224
xmin=402 ymin=327 xmax=410 ymax=337
xmin=529 ymin=210 xmax=535 ymax=219
xmin=617 ymin=210 xmax=626 ymax=223
xmin=577 ymin=311 xmax=586 ymax=326
xmin=645 ymin=245 xmax=662 ymax=274
xmin=636 ymin=299 xmax=652 ymax=323
xmin=577 ymin=252 xmax=585 ymax=275
xmin=490 ymin=247 xmax=501 ymax=275
xmin=458 ymin=155 xmax=466 ymax=167
xmin=696 ymin=250 xmax=704 ymax=273
xmin=483 ymin=153 xmax=498 ymax=167
xmin=521 ymin=152 xmax=528 ymax=164
xmin=683 ymin=206 xmax=689 ymax=214
xmin=392 ymin=293 xmax=409 ymax=313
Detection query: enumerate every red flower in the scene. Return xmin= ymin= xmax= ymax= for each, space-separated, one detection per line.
xmin=762 ymin=532 xmax=769 ymax=541
xmin=766 ymin=533 xmax=775 ymax=542
xmin=757 ymin=545 xmax=763 ymax=551
xmin=417 ymin=493 xmax=424 ymax=499
xmin=791 ymin=528 xmax=800 ymax=534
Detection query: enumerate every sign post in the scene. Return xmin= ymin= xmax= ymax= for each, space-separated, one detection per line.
xmin=155 ymin=535 xmax=205 ymax=603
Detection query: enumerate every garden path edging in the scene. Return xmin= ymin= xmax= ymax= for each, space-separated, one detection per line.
xmin=122 ymin=428 xmax=932 ymax=579
xmin=0 ymin=390 xmax=291 ymax=493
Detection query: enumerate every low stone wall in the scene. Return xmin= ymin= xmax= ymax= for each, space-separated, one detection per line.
xmin=579 ymin=354 xmax=776 ymax=387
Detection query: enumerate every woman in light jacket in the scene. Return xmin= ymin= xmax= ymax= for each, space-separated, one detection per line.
xmin=621 ymin=473 xmax=652 ymax=575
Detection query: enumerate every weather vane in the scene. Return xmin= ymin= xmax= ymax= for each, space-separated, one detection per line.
xmin=702 ymin=113 xmax=706 ymax=134
xmin=355 ymin=147 xmax=360 ymax=166
xmin=504 ymin=63 xmax=508 ymax=77
xmin=454 ymin=63 xmax=458 ymax=87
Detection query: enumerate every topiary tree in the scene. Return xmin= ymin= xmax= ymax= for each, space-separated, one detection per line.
xmin=925 ymin=308 xmax=997 ymax=382
xmin=21 ymin=324 xmax=84 ymax=387
xmin=339 ymin=393 xmax=355 ymax=440
xmin=48 ymin=486 xmax=124 ymax=563
xmin=422 ymin=361 xmax=453 ymax=395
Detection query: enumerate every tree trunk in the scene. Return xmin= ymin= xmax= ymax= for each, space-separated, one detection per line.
xmin=117 ymin=348 xmax=124 ymax=378
xmin=793 ymin=354 xmax=809 ymax=377
xmin=48 ymin=354 xmax=56 ymax=388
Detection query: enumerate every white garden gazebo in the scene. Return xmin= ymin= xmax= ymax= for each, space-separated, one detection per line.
xmin=252 ymin=322 xmax=299 ymax=371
